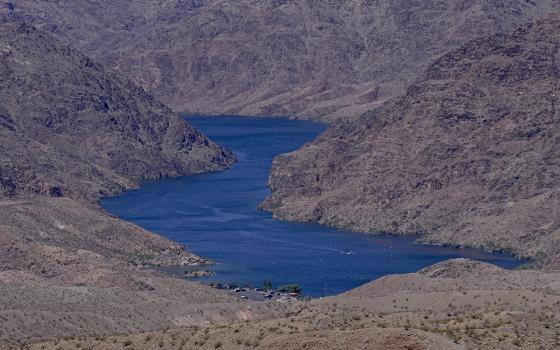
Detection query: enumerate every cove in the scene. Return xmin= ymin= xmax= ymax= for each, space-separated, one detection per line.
xmin=102 ymin=116 xmax=521 ymax=297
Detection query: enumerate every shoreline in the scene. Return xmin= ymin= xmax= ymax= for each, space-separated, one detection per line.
xmin=103 ymin=116 xmax=523 ymax=298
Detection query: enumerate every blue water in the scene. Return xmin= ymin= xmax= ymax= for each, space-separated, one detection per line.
xmin=102 ymin=116 xmax=521 ymax=297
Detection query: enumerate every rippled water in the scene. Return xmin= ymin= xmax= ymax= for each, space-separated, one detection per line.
xmin=102 ymin=116 xmax=521 ymax=296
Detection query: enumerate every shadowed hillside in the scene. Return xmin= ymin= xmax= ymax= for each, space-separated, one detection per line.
xmin=0 ymin=21 xmax=233 ymax=201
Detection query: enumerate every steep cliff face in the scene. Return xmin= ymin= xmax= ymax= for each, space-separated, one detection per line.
xmin=2 ymin=0 xmax=558 ymax=120
xmin=263 ymin=14 xmax=560 ymax=266
xmin=0 ymin=21 xmax=234 ymax=200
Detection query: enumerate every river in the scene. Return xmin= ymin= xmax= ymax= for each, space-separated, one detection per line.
xmin=101 ymin=116 xmax=521 ymax=296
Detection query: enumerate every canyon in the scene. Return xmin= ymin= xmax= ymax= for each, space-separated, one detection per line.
xmin=1 ymin=1 xmax=560 ymax=349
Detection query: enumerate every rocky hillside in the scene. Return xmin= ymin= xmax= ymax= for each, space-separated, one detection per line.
xmin=26 ymin=259 xmax=560 ymax=350
xmin=0 ymin=20 xmax=241 ymax=345
xmin=2 ymin=0 xmax=559 ymax=120
xmin=0 ymin=198 xmax=283 ymax=344
xmin=263 ymin=14 xmax=560 ymax=267
xmin=0 ymin=21 xmax=234 ymax=201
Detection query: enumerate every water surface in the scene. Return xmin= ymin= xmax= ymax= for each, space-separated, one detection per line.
xmin=102 ymin=116 xmax=521 ymax=296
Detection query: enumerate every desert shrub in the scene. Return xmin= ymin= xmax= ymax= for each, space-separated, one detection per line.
xmin=277 ymin=284 xmax=301 ymax=293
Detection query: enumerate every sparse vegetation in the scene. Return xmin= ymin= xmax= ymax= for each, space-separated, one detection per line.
xmin=277 ymin=284 xmax=301 ymax=294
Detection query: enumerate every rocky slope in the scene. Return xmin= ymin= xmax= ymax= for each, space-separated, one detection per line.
xmin=0 ymin=21 xmax=234 ymax=201
xmin=262 ymin=13 xmax=560 ymax=267
xmin=0 ymin=20 xmax=240 ymax=345
xmin=2 ymin=0 xmax=559 ymax=120
xmin=25 ymin=259 xmax=560 ymax=350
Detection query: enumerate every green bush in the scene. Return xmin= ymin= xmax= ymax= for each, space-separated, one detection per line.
xmin=262 ymin=279 xmax=273 ymax=291
xmin=277 ymin=284 xmax=301 ymax=293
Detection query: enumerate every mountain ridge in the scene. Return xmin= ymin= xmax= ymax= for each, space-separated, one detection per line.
xmin=0 ymin=20 xmax=234 ymax=201
xmin=2 ymin=0 xmax=559 ymax=120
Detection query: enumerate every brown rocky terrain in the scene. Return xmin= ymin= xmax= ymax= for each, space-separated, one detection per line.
xmin=0 ymin=21 xmax=234 ymax=201
xmin=0 ymin=254 xmax=283 ymax=346
xmin=262 ymin=13 xmax=560 ymax=268
xmin=0 ymin=18 xmax=234 ymax=269
xmin=0 ymin=20 xmax=244 ymax=346
xmin=2 ymin=0 xmax=559 ymax=120
xmin=2 ymin=2 xmax=560 ymax=349
xmin=24 ymin=259 xmax=560 ymax=350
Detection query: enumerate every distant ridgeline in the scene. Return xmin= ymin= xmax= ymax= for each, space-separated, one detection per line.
xmin=2 ymin=0 xmax=559 ymax=120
